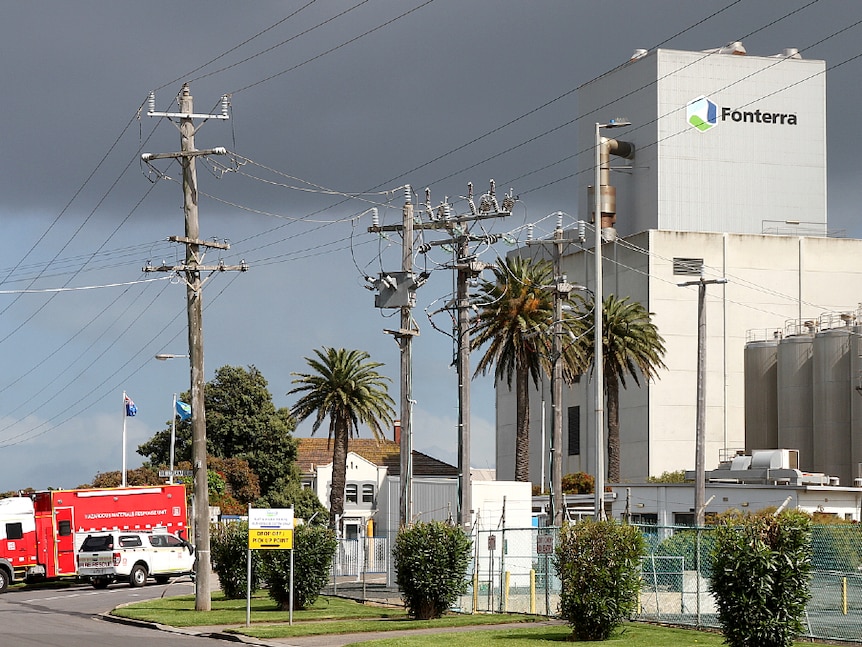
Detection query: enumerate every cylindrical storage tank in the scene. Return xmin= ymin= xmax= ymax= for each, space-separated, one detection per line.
xmin=851 ymin=326 xmax=862 ymax=482
xmin=744 ymin=340 xmax=779 ymax=454
xmin=812 ymin=328 xmax=852 ymax=485
xmin=777 ymin=334 xmax=814 ymax=471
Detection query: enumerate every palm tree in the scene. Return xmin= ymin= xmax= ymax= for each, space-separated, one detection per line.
xmin=472 ymin=256 xmax=557 ymax=482
xmin=289 ymin=347 xmax=395 ymax=531
xmin=571 ymin=294 xmax=666 ymax=482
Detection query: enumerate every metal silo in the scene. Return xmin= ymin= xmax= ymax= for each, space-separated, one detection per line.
xmin=851 ymin=327 xmax=862 ymax=484
xmin=813 ymin=327 xmax=852 ymax=484
xmin=744 ymin=339 xmax=779 ymax=454
xmin=777 ymin=334 xmax=814 ymax=472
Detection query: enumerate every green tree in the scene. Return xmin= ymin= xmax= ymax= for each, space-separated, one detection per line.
xmin=289 ymin=348 xmax=395 ymax=530
xmin=554 ymin=518 xmax=645 ymax=641
xmin=647 ymin=470 xmax=687 ymax=483
xmin=137 ymin=365 xmax=298 ymax=500
xmin=571 ymin=294 xmax=666 ymax=482
xmin=473 ymin=257 xmax=566 ymax=482
xmin=710 ymin=510 xmax=813 ymax=647
xmin=561 ymin=471 xmax=594 ymax=494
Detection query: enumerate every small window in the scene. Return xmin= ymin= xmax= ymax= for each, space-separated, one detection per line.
xmin=57 ymin=520 xmax=72 ymax=537
xmin=81 ymin=535 xmax=113 ymax=552
xmin=149 ymin=535 xmax=164 ymax=547
xmin=362 ymin=484 xmax=374 ymax=503
xmin=345 ymin=484 xmax=358 ymax=504
xmin=567 ymin=406 xmax=580 ymax=456
xmin=5 ymin=522 xmax=23 ymax=541
xmin=119 ymin=535 xmax=143 ymax=548
xmin=673 ymin=513 xmax=695 ymax=527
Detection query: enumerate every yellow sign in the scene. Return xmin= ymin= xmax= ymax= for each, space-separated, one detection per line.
xmin=248 ymin=528 xmax=293 ymax=550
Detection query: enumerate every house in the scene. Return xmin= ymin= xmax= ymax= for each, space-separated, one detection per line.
xmin=295 ymin=437 xmax=458 ymax=539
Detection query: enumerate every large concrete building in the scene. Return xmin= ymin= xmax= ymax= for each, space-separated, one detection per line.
xmin=496 ymin=44 xmax=862 ymax=486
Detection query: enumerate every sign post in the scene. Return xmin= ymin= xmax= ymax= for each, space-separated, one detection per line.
xmin=246 ymin=507 xmax=295 ymax=626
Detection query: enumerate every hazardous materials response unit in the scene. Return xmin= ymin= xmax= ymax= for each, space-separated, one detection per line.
xmin=0 ymin=484 xmax=188 ymax=592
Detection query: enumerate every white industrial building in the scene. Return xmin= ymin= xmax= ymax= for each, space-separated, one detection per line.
xmin=496 ymin=44 xmax=862 ymax=487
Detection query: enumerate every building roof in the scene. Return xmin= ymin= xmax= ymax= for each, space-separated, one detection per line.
xmin=296 ymin=437 xmax=458 ymax=477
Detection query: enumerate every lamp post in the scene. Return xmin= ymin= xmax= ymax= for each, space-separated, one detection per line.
xmin=155 ymin=353 xmax=189 ymax=485
xmin=593 ymin=118 xmax=630 ymax=520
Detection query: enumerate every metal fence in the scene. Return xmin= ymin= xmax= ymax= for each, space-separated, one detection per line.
xmin=456 ymin=523 xmax=862 ymax=644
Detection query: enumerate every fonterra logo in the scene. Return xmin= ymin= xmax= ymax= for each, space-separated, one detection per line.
xmin=687 ymin=95 xmax=798 ymax=132
xmin=687 ymin=96 xmax=717 ymax=132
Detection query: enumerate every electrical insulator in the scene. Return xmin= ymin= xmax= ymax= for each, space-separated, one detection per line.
xmin=404 ymin=184 xmax=411 ymax=205
xmin=148 ymin=91 xmax=156 ymax=114
xmin=556 ymin=213 xmax=563 ymax=232
xmin=221 ymin=95 xmax=230 ymax=117
xmin=578 ymin=220 xmax=586 ymax=243
xmin=527 ymin=224 xmax=534 ymax=242
xmin=371 ymin=208 xmax=380 ymax=229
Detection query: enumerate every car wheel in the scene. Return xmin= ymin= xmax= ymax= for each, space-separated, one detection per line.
xmin=0 ymin=568 xmax=9 ymax=594
xmin=92 ymin=578 xmax=110 ymax=590
xmin=129 ymin=564 xmax=147 ymax=588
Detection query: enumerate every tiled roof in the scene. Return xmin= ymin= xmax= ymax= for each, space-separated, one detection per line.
xmin=296 ymin=437 xmax=457 ymax=477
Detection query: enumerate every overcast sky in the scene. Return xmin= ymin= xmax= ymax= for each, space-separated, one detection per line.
xmin=1 ymin=1 xmax=861 ymax=492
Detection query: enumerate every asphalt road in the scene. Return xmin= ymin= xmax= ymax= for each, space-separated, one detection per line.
xmin=0 ymin=578 xmax=235 ymax=647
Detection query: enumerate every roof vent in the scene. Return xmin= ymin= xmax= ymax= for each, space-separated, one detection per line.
xmin=630 ymin=48 xmax=648 ymax=61
xmin=771 ymin=47 xmax=802 ymax=59
xmin=703 ymin=41 xmax=746 ymax=56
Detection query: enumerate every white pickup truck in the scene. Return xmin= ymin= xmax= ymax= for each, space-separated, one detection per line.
xmin=77 ymin=530 xmax=195 ymax=588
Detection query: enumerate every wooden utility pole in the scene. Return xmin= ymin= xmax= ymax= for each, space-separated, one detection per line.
xmin=678 ymin=273 xmax=726 ymax=527
xmin=143 ymin=84 xmax=245 ymax=611
xmin=527 ymin=216 xmax=578 ymax=527
xmin=369 ymin=181 xmax=511 ymax=530
xmin=400 ymin=188 xmax=415 ymax=526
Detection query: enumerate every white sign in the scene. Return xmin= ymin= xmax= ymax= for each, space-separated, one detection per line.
xmin=249 ymin=507 xmax=294 ymax=530
xmin=537 ymin=535 xmax=554 ymax=555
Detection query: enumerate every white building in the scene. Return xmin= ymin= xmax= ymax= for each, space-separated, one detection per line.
xmin=496 ymin=44 xmax=862 ymax=486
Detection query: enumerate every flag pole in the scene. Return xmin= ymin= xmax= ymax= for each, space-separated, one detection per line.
xmin=122 ymin=391 xmax=128 ymax=487
xmin=170 ymin=393 xmax=177 ymax=485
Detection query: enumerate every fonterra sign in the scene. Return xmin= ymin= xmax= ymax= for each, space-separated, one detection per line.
xmin=686 ymin=95 xmax=798 ymax=132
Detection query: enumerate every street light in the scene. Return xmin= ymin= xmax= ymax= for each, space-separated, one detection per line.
xmin=154 ymin=353 xmax=189 ymax=485
xmin=593 ymin=118 xmax=631 ymax=521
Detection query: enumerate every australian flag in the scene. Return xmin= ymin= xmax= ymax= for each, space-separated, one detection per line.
xmin=124 ymin=395 xmax=137 ymax=417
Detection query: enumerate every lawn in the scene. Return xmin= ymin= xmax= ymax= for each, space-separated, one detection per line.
xmin=348 ymin=623 xmax=816 ymax=647
xmin=114 ymin=595 xmax=815 ymax=646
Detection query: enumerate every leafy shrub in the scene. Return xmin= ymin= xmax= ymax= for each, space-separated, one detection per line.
xmin=393 ymin=521 xmax=472 ymax=619
xmin=709 ymin=509 xmax=813 ymax=647
xmin=553 ymin=518 xmax=645 ymax=641
xmin=211 ymin=521 xmax=261 ymax=599
xmin=260 ymin=524 xmax=337 ymax=610
xmin=561 ymin=472 xmax=594 ymax=494
xmin=646 ymin=470 xmax=686 ymax=483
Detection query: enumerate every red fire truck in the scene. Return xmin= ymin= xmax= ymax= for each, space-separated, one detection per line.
xmin=0 ymin=484 xmax=188 ymax=592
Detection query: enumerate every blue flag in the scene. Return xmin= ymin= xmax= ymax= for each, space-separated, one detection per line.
xmin=124 ymin=395 xmax=137 ymax=417
xmin=176 ymin=400 xmax=191 ymax=421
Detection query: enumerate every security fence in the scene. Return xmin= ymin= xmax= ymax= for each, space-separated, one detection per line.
xmin=458 ymin=523 xmax=862 ymax=644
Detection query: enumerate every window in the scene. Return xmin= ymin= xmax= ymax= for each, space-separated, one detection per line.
xmin=345 ymin=484 xmax=358 ymax=504
xmin=5 ymin=522 xmax=23 ymax=541
xmin=673 ymin=512 xmax=695 ymax=527
xmin=567 ymin=406 xmax=580 ymax=456
xmin=119 ymin=535 xmax=143 ymax=548
xmin=57 ymin=519 xmax=72 ymax=536
xmin=362 ymin=484 xmax=374 ymax=503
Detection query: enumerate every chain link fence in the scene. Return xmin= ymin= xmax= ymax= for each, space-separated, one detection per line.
xmin=456 ymin=523 xmax=862 ymax=643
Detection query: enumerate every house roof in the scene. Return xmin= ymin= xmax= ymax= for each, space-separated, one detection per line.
xmin=296 ymin=437 xmax=457 ymax=477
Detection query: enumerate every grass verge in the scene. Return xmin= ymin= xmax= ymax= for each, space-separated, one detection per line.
xmin=347 ymin=623 xmax=818 ymax=647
